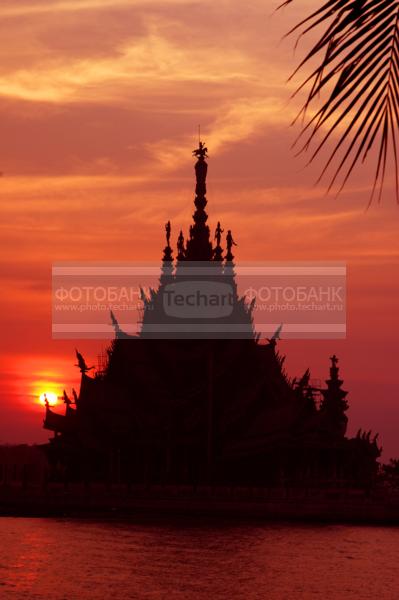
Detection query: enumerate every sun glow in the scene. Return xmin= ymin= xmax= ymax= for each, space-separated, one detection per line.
xmin=39 ymin=391 xmax=58 ymax=406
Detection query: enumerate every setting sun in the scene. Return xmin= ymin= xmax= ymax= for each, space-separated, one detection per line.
xmin=39 ymin=391 xmax=58 ymax=407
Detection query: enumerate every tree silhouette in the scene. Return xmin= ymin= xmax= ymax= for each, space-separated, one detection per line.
xmin=282 ymin=0 xmax=399 ymax=202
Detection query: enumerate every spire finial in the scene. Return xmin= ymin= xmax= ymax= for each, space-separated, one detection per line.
xmin=193 ymin=140 xmax=208 ymax=160
xmin=329 ymin=354 xmax=339 ymax=380
xmin=184 ymin=137 xmax=212 ymax=261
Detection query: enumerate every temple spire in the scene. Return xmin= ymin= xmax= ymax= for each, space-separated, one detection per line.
xmin=320 ymin=354 xmax=349 ymax=437
xmin=185 ymin=140 xmax=213 ymax=261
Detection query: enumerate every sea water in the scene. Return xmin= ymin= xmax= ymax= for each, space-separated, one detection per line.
xmin=0 ymin=518 xmax=398 ymax=599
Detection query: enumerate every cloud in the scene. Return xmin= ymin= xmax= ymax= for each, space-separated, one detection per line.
xmin=145 ymin=96 xmax=299 ymax=172
xmin=0 ymin=22 xmax=258 ymax=103
xmin=0 ymin=0 xmax=187 ymax=19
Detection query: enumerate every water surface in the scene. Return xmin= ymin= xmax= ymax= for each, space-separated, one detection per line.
xmin=0 ymin=518 xmax=398 ymax=599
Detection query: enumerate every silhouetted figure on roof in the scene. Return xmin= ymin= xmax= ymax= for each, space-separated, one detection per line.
xmin=44 ymin=394 xmax=49 ymax=408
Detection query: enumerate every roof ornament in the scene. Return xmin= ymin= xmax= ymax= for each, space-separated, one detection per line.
xmin=75 ymin=349 xmax=94 ymax=373
xmin=192 ymin=124 xmax=208 ymax=160
xmin=110 ymin=310 xmax=121 ymax=334
xmin=268 ymin=323 xmax=283 ymax=347
xmin=294 ymin=368 xmax=311 ymax=392
xmin=193 ymin=125 xmax=208 ymax=161
xmin=272 ymin=323 xmax=283 ymax=340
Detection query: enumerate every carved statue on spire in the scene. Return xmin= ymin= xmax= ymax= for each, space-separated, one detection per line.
xmin=177 ymin=229 xmax=185 ymax=259
xmin=226 ymin=230 xmax=237 ymax=253
xmin=215 ymin=222 xmax=224 ymax=247
xmin=165 ymin=221 xmax=171 ymax=247
xmin=63 ymin=390 xmax=71 ymax=406
xmin=213 ymin=221 xmax=224 ymax=261
xmin=225 ymin=229 xmax=237 ymax=261
xmin=193 ymin=141 xmax=208 ymax=160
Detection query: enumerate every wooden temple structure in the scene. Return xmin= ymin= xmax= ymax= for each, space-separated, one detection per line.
xmin=43 ymin=143 xmax=381 ymax=487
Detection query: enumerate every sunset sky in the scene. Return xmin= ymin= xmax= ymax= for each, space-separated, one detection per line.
xmin=0 ymin=0 xmax=398 ymax=458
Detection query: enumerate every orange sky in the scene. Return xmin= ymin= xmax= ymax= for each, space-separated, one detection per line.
xmin=0 ymin=0 xmax=398 ymax=458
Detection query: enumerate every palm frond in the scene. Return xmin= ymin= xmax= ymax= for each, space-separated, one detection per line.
xmin=284 ymin=0 xmax=399 ymax=202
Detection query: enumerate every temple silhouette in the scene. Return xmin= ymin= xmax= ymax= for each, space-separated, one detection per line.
xmin=43 ymin=143 xmax=381 ymax=487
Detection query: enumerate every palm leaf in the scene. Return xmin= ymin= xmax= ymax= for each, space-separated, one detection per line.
xmin=283 ymin=0 xmax=399 ymax=202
